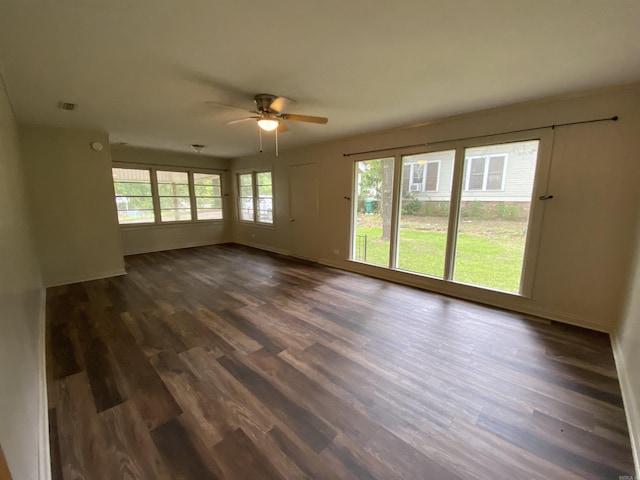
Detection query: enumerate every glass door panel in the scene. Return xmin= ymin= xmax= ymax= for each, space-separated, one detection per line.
xmin=397 ymin=150 xmax=455 ymax=277
xmin=352 ymin=157 xmax=395 ymax=267
xmin=453 ymin=140 xmax=539 ymax=293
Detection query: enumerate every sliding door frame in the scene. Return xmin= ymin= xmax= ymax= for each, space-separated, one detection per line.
xmin=350 ymin=128 xmax=553 ymax=297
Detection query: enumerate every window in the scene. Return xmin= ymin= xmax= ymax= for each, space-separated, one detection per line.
xmin=408 ymin=160 xmax=440 ymax=192
xmin=237 ymin=171 xmax=274 ymax=224
xmin=351 ymin=138 xmax=545 ymax=295
xmin=112 ymin=168 xmax=155 ymax=224
xmin=112 ymin=166 xmax=224 ymax=225
xmin=157 ymin=170 xmax=192 ymax=222
xmin=194 ymin=173 xmax=223 ymax=220
xmin=464 ymin=154 xmax=507 ymax=191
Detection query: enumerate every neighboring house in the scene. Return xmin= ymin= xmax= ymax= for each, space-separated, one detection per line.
xmin=402 ymin=140 xmax=539 ymax=202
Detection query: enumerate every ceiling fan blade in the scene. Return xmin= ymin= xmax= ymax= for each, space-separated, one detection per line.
xmin=270 ymin=96 xmax=295 ymax=114
xmin=282 ymin=113 xmax=328 ymax=124
xmin=227 ymin=116 xmax=259 ymax=125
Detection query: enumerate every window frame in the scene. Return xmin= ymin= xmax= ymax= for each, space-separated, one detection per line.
xmin=236 ymin=169 xmax=275 ymax=226
xmin=463 ymin=153 xmax=508 ymax=192
xmin=111 ymin=162 xmax=226 ymax=227
xmin=112 ymin=167 xmax=156 ymax=225
xmin=156 ymin=170 xmax=193 ymax=223
xmin=192 ymin=172 xmax=224 ymax=221
xmin=349 ymin=129 xmax=553 ymax=298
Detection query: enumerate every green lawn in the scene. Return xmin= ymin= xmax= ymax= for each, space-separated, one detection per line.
xmin=355 ymin=215 xmax=527 ymax=293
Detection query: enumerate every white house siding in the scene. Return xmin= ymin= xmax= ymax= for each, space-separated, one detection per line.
xmin=404 ymin=140 xmax=538 ymax=202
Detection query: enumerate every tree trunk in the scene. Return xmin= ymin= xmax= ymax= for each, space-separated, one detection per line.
xmin=381 ymin=159 xmax=394 ymax=241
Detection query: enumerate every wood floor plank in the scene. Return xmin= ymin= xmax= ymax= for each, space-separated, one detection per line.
xmin=217 ymin=352 xmax=337 ymax=453
xmin=211 ymin=427 xmax=284 ymax=480
xmin=247 ymin=348 xmax=379 ymax=445
xmin=54 ymin=373 xmax=109 ymax=479
xmin=150 ymin=349 xmax=237 ymax=445
xmin=46 ymin=244 xmax=636 ymax=479
xmin=150 ymin=418 xmax=222 ymax=480
xmin=99 ymin=401 xmax=172 ymax=479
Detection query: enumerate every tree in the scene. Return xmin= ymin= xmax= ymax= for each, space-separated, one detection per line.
xmin=359 ymin=158 xmax=394 ymax=241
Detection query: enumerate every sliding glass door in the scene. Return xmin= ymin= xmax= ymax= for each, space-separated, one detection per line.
xmin=397 ymin=150 xmax=455 ymax=278
xmin=352 ymin=157 xmax=395 ymax=267
xmin=350 ymin=136 xmax=547 ymax=296
xmin=453 ymin=141 xmax=539 ymax=293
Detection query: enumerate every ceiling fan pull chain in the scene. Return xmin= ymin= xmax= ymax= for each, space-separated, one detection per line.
xmin=259 ymin=128 xmax=263 ymax=153
xmin=275 ymin=126 xmax=279 ymax=156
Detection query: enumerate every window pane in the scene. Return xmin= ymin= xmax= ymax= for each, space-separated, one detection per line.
xmin=158 ymin=183 xmax=190 ymax=196
xmin=160 ymin=209 xmax=192 ymax=222
xmin=114 ymin=181 xmax=151 ymax=196
xmin=239 ymin=174 xmax=253 ymax=187
xmin=116 ymin=197 xmax=154 ymax=210
xmin=196 ymin=197 xmax=222 ymax=209
xmin=258 ymin=185 xmax=272 ymax=196
xmin=112 ymin=168 xmax=155 ymax=224
xmin=157 ymin=171 xmax=188 ymax=183
xmin=257 ymin=196 xmax=273 ymax=224
xmin=117 ymin=210 xmax=155 ymax=224
xmin=159 ymin=196 xmax=190 ymax=209
xmin=194 ymin=173 xmax=220 ymax=186
xmin=397 ymin=151 xmax=454 ymax=278
xmin=239 ymin=197 xmax=254 ymax=221
xmin=454 ymin=140 xmax=539 ymax=293
xmin=194 ymin=185 xmax=221 ymax=197
xmin=239 ymin=186 xmax=253 ymax=197
xmin=256 ymin=172 xmax=272 ymax=185
xmin=352 ymin=157 xmax=394 ymax=267
xmin=197 ymin=209 xmax=223 ymax=220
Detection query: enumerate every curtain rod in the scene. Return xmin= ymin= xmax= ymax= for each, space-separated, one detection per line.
xmin=342 ymin=115 xmax=618 ymax=157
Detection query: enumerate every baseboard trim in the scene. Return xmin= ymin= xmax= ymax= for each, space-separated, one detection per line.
xmin=37 ymin=288 xmax=51 ymax=480
xmin=234 ymin=240 xmax=289 ymax=257
xmin=44 ymin=268 xmax=127 ymax=288
xmin=123 ymin=239 xmax=230 ymax=256
xmin=611 ymin=332 xmax=640 ymax=477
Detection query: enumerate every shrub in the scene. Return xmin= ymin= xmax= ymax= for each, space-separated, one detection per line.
xmin=402 ymin=199 xmax=422 ymax=215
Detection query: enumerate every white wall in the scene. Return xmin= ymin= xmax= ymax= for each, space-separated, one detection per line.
xmin=20 ymin=125 xmax=125 ymax=286
xmin=614 ymin=208 xmax=640 ymax=475
xmin=232 ymin=84 xmax=640 ymax=333
xmin=0 ymin=75 xmax=46 ymax=479
xmin=111 ymin=146 xmax=233 ymax=255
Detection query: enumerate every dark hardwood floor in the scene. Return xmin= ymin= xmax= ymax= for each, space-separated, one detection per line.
xmin=46 ymin=244 xmax=635 ymax=479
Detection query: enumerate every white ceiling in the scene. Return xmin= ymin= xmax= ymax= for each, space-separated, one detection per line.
xmin=0 ymin=1 xmax=639 ymax=158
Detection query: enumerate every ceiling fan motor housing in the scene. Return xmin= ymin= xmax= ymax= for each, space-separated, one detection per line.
xmin=254 ymin=94 xmax=278 ymax=112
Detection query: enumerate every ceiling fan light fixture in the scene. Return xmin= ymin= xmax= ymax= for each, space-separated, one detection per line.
xmin=257 ymin=117 xmax=279 ymax=131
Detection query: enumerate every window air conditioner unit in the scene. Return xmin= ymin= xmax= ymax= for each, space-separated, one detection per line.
xmin=410 ymin=184 xmax=422 ymax=192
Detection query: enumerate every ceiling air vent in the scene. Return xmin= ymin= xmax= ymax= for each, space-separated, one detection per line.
xmin=57 ymin=101 xmax=76 ymax=111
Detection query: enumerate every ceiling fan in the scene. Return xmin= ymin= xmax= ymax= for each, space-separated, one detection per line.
xmin=207 ymin=93 xmax=328 ymax=155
